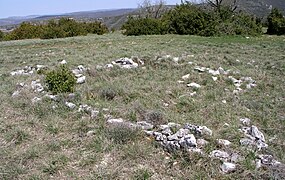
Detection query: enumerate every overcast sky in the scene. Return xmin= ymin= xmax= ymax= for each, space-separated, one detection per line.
xmin=0 ymin=0 xmax=185 ymax=18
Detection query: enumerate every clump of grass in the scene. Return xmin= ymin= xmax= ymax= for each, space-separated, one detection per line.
xmin=133 ymin=168 xmax=152 ymax=180
xmin=100 ymin=87 xmax=117 ymax=100
xmin=105 ymin=125 xmax=141 ymax=144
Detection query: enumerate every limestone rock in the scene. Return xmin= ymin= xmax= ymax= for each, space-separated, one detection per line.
xmin=65 ymin=102 xmax=76 ymax=109
xmin=217 ymin=139 xmax=232 ymax=146
xmin=182 ymin=74 xmax=190 ymax=80
xmin=136 ymin=121 xmax=154 ymax=130
xmin=221 ymin=162 xmax=236 ymax=173
xmin=76 ymin=76 xmax=86 ymax=84
xmin=210 ymin=150 xmax=230 ymax=160
xmin=187 ymin=82 xmax=201 ymax=88
xmin=179 ymin=134 xmax=197 ymax=148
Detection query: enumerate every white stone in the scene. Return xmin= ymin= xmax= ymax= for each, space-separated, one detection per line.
xmin=250 ymin=126 xmax=265 ymax=142
xmin=136 ymin=121 xmax=154 ymax=130
xmin=91 ymin=110 xmax=99 ymax=119
xmin=177 ymin=80 xmax=184 ymax=84
xmin=31 ymin=97 xmax=42 ymax=103
xmin=173 ymin=57 xmax=179 ymax=62
xmin=240 ymin=118 xmax=251 ymax=126
xmin=179 ymin=134 xmax=197 ymax=148
xmin=65 ymin=102 xmax=76 ymax=109
xmin=201 ymin=126 xmax=213 ymax=136
xmin=221 ymin=162 xmax=236 ymax=173
xmin=212 ymin=76 xmax=218 ymax=81
xmin=217 ymin=139 xmax=232 ymax=146
xmin=222 ymin=100 xmax=227 ymax=104
xmin=210 ymin=150 xmax=230 ymax=159
xmin=12 ymin=90 xmax=20 ymax=97
xmin=107 ymin=118 xmax=125 ymax=124
xmin=182 ymin=74 xmax=190 ymax=80
xmin=77 ymin=76 xmax=86 ymax=84
xmin=87 ymin=130 xmax=95 ymax=137
xmin=187 ymin=82 xmax=201 ymax=88
xmin=197 ymin=139 xmax=209 ymax=147
xmin=208 ymin=69 xmax=220 ymax=76
xmin=194 ymin=66 xmax=206 ymax=72
xmin=60 ymin=60 xmax=67 ymax=64
xmin=105 ymin=64 xmax=114 ymax=68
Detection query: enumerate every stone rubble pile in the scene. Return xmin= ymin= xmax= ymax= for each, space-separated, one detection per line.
xmin=10 ymin=65 xmax=45 ymax=76
xmin=103 ymin=57 xmax=144 ymax=69
xmin=72 ymin=65 xmax=87 ymax=84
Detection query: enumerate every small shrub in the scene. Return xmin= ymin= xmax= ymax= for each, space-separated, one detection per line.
xmin=133 ymin=168 xmax=152 ymax=180
xmin=105 ymin=125 xmax=141 ymax=144
xmin=100 ymin=87 xmax=117 ymax=100
xmin=45 ymin=65 xmax=76 ymax=94
xmin=144 ymin=110 xmax=165 ymax=126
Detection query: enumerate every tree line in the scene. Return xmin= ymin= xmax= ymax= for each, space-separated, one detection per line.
xmin=122 ymin=0 xmax=285 ymax=36
xmin=0 ymin=18 xmax=109 ymax=41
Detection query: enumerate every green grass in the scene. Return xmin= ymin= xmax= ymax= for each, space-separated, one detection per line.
xmin=0 ymin=33 xmax=284 ymax=179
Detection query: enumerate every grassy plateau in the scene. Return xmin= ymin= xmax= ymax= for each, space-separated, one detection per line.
xmin=0 ymin=33 xmax=284 ymax=179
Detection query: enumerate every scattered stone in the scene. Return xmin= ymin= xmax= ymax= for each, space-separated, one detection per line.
xmin=196 ymin=139 xmax=209 ymax=147
xmin=222 ymin=100 xmax=227 ymax=104
xmin=208 ymin=69 xmax=220 ymax=76
xmin=12 ymin=90 xmax=20 ymax=97
xmin=136 ymin=121 xmax=154 ymax=130
xmin=31 ymin=97 xmax=42 ymax=103
xmin=173 ymin=57 xmax=179 ymax=63
xmin=112 ymin=57 xmax=139 ymax=69
xmin=144 ymin=130 xmax=154 ymax=136
xmin=31 ymin=80 xmax=44 ymax=93
xmin=91 ymin=110 xmax=99 ymax=119
xmin=161 ymin=128 xmax=172 ymax=136
xmin=221 ymin=162 xmax=236 ymax=173
xmin=258 ymin=154 xmax=281 ymax=166
xmin=249 ymin=125 xmax=265 ymax=142
xmin=59 ymin=60 xmax=67 ymax=64
xmin=87 ymin=130 xmax=95 ymax=137
xmin=65 ymin=102 xmax=76 ymax=109
xmin=230 ymin=153 xmax=244 ymax=163
xmin=187 ymin=82 xmax=201 ymax=88
xmin=240 ymin=118 xmax=251 ymax=126
xmin=210 ymin=150 xmax=230 ymax=160
xmin=177 ymin=80 xmax=184 ymax=84
xmin=217 ymin=139 xmax=232 ymax=146
xmin=179 ymin=134 xmax=197 ymax=148
xmin=212 ymin=76 xmax=218 ymax=81
xmin=194 ymin=66 xmax=206 ymax=72
xmin=182 ymin=74 xmax=190 ymax=80
xmin=76 ymin=76 xmax=86 ymax=84
xmin=104 ymin=64 xmax=113 ymax=68
xmin=44 ymin=94 xmax=58 ymax=101
xmin=107 ymin=118 xmax=125 ymax=124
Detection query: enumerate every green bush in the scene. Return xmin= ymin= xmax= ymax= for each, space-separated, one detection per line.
xmin=267 ymin=8 xmax=285 ymax=35
xmin=84 ymin=22 xmax=109 ymax=35
xmin=163 ymin=3 xmax=218 ymax=36
xmin=218 ymin=13 xmax=262 ymax=36
xmin=40 ymin=20 xmax=66 ymax=39
xmin=122 ymin=17 xmax=166 ymax=36
xmin=99 ymin=87 xmax=117 ymax=100
xmin=5 ymin=22 xmax=43 ymax=40
xmin=0 ymin=30 xmax=4 ymax=41
xmin=45 ymin=65 xmax=76 ymax=94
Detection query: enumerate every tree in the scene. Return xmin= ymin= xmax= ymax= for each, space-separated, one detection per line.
xmin=0 ymin=30 xmax=4 ymax=41
xmin=267 ymin=8 xmax=285 ymax=35
xmin=204 ymin=0 xmax=237 ymax=13
xmin=138 ymin=0 xmax=168 ymax=19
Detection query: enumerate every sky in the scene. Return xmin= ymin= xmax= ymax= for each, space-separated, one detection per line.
xmin=0 ymin=0 xmax=184 ymax=18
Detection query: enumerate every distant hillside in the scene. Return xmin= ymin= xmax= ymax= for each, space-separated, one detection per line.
xmin=236 ymin=0 xmax=285 ymax=18
xmin=0 ymin=8 xmax=135 ymax=28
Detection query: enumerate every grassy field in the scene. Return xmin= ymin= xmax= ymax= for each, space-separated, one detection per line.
xmin=0 ymin=33 xmax=284 ymax=179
